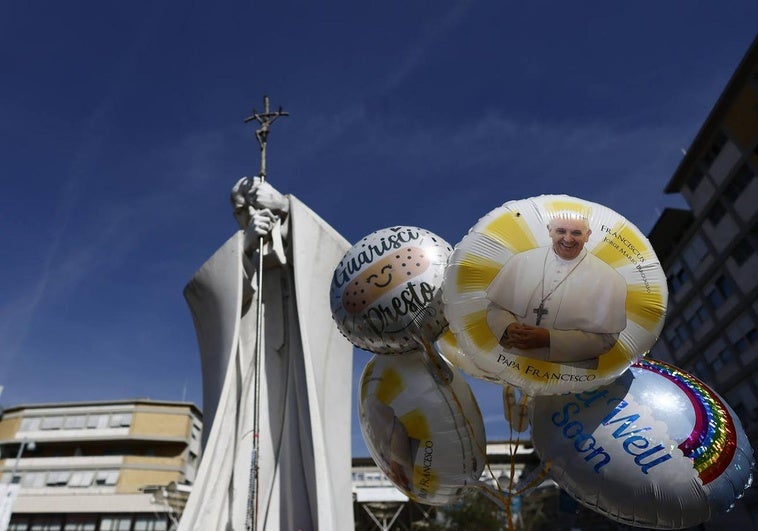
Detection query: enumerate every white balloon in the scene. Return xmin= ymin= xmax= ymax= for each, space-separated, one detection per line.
xmin=358 ymin=349 xmax=487 ymax=505
xmin=444 ymin=194 xmax=668 ymax=395
xmin=529 ymin=358 xmax=755 ymax=529
xmin=331 ymin=226 xmax=451 ymax=354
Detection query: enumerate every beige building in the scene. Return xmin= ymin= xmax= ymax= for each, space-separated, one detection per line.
xmin=0 ymin=399 xmax=202 ymax=531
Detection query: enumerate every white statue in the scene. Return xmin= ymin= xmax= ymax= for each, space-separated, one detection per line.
xmin=179 ymin=176 xmax=354 ymax=530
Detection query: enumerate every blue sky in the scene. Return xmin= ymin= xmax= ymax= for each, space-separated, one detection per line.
xmin=0 ymin=2 xmax=755 ymax=457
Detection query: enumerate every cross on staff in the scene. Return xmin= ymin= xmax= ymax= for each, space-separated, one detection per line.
xmin=242 ymin=95 xmax=289 ymax=531
xmin=244 ymin=95 xmax=289 ymax=181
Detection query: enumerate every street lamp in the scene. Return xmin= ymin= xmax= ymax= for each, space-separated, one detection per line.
xmin=0 ymin=439 xmax=36 ymax=531
xmin=10 ymin=439 xmax=36 ymax=484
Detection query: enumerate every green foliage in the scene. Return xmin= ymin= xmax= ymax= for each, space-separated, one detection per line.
xmin=426 ymin=490 xmax=507 ymax=531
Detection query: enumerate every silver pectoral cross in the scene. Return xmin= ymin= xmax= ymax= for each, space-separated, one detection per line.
xmin=533 ymin=303 xmax=548 ymax=326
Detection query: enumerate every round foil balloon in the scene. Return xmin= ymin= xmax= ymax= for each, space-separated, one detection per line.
xmin=529 ymin=358 xmax=755 ymax=529
xmin=331 ymin=226 xmax=452 ymax=354
xmin=444 ymin=194 xmax=667 ymax=395
xmin=435 ymin=328 xmax=493 ymax=381
xmin=359 ymin=350 xmax=487 ymax=505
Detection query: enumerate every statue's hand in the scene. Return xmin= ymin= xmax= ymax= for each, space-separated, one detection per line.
xmin=247 ymin=177 xmax=289 ymax=215
xmin=251 ymin=208 xmax=277 ymax=237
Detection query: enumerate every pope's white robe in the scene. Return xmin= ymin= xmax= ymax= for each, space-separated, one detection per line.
xmin=178 ymin=196 xmax=354 ymax=531
xmin=486 ymin=247 xmax=627 ymax=364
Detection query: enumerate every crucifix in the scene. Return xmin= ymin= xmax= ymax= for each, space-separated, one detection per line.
xmin=244 ymin=95 xmax=290 ymax=181
xmin=532 ymin=303 xmax=548 ymax=326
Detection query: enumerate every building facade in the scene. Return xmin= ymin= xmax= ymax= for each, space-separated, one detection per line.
xmin=0 ymin=400 xmax=202 ymax=531
xmin=648 ymin=36 xmax=757 ymax=528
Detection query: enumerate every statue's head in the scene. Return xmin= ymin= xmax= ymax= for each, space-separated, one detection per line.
xmin=231 ymin=176 xmax=255 ymax=229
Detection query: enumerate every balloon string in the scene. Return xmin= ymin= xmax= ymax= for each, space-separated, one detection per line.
xmin=419 ymin=332 xmax=537 ymax=531
xmin=513 ymin=460 xmax=551 ymax=496
xmin=419 ymin=335 xmax=488 ymax=463
xmin=507 ymin=396 xmax=525 ymax=531
xmin=498 ymin=389 xmax=531 ymax=531
xmin=418 ymin=334 xmax=513 ymax=523
xmin=508 ymin=392 xmax=530 ymax=493
xmin=474 ymin=482 xmax=514 ymax=530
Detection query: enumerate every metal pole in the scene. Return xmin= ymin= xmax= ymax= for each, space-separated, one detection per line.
xmin=1 ymin=440 xmax=34 ymax=531
xmin=10 ymin=441 xmax=26 ymax=484
xmin=243 ymin=96 xmax=288 ymax=531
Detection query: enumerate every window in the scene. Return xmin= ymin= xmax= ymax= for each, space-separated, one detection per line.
xmin=684 ymin=300 xmax=707 ymax=330
xmin=723 ymin=163 xmax=755 ymax=203
xmin=20 ymin=472 xmax=46 ymax=489
xmin=715 ymin=274 xmax=736 ymax=298
xmin=63 ymin=516 xmax=96 ymax=531
xmin=731 ymin=237 xmax=754 ymax=266
xmin=109 ymin=413 xmax=132 ymax=428
xmin=86 ymin=414 xmax=108 ymax=429
xmin=727 ymin=315 xmax=757 ymax=354
xmin=133 ymin=516 xmax=168 ymax=531
xmin=665 ymin=328 xmax=682 ymax=350
xmin=717 ymin=345 xmax=735 ymax=366
xmin=20 ymin=418 xmax=41 ymax=431
xmin=667 ymin=261 xmax=689 ymax=295
xmin=704 ymin=338 xmax=731 ymax=373
xmin=686 ymin=168 xmax=705 ymax=190
xmin=8 ymin=518 xmax=30 ymax=531
xmin=707 ymin=288 xmax=724 ymax=309
xmin=40 ymin=417 xmax=63 ymax=430
xmin=45 ymin=471 xmax=71 ymax=486
xmin=707 ymin=201 xmax=727 ymax=225
xmin=694 ymin=360 xmax=710 ymax=381
xmin=94 ymin=470 xmax=119 ymax=486
xmin=682 ymin=234 xmax=708 ymax=270
xmin=675 ymin=323 xmax=690 ymax=343
xmin=99 ymin=517 xmax=131 ymax=531
xmin=63 ymin=416 xmax=86 ymax=429
xmin=28 ymin=517 xmax=62 ymax=531
xmin=707 ymin=273 xmax=735 ymax=310
xmin=68 ymin=471 xmax=94 ymax=488
xmin=702 ymin=130 xmax=727 ymax=167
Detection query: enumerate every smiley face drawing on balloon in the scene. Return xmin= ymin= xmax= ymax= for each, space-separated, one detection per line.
xmin=342 ymin=246 xmax=431 ymax=314
xmin=367 ymin=264 xmax=394 ymax=288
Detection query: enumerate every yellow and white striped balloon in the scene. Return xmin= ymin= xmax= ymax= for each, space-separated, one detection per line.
xmin=358 ymin=350 xmax=487 ymax=505
xmin=443 ymin=194 xmax=667 ymax=395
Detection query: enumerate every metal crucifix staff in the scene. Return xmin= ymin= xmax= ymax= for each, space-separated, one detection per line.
xmin=244 ymin=95 xmax=290 ymax=182
xmin=243 ymin=95 xmax=289 ymax=531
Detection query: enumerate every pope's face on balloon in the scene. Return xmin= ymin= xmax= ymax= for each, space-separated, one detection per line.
xmin=548 ymin=217 xmax=591 ymax=260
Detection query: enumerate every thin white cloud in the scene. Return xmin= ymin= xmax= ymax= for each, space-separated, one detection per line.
xmin=0 ymin=7 xmax=172 ymax=376
xmin=271 ymin=2 xmax=475 ymax=182
xmin=377 ymin=1 xmax=474 ymax=94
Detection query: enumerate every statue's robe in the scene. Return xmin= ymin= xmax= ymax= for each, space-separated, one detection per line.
xmin=178 ymin=196 xmax=354 ymax=531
